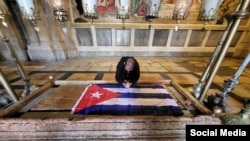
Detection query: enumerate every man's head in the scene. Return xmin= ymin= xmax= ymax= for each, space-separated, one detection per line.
xmin=125 ymin=58 xmax=134 ymax=72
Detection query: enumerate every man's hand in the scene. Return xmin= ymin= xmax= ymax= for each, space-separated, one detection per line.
xmin=123 ymin=82 xmax=132 ymax=88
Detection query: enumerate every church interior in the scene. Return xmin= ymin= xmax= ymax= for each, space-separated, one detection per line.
xmin=0 ymin=0 xmax=250 ymax=140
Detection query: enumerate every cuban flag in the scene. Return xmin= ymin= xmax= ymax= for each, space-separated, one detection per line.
xmin=71 ymin=84 xmax=183 ymax=116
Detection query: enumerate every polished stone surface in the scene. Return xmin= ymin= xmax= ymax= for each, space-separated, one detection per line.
xmin=1 ymin=56 xmax=249 ymax=116
xmin=152 ymin=29 xmax=169 ymax=46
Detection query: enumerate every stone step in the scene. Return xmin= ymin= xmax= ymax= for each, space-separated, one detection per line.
xmin=0 ymin=115 xmax=221 ymax=140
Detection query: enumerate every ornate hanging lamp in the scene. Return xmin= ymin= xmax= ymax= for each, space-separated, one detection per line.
xmin=199 ymin=0 xmax=224 ymax=25
xmin=82 ymin=0 xmax=98 ymax=22
xmin=116 ymin=0 xmax=130 ymax=19
xmin=116 ymin=0 xmax=130 ymax=29
xmin=172 ymin=0 xmax=193 ymax=31
xmin=0 ymin=0 xmax=8 ymax=27
xmin=0 ymin=10 xmax=8 ymax=27
xmin=16 ymin=0 xmax=40 ymax=31
xmin=46 ymin=0 xmax=69 ymax=33
xmin=145 ymin=0 xmax=161 ymax=21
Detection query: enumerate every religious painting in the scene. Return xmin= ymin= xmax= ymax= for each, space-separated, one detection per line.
xmin=72 ymin=0 xmax=245 ymax=25
xmin=97 ymin=0 xmax=116 ymax=16
xmin=131 ymin=0 xmax=147 ymax=17
xmin=131 ymin=0 xmax=175 ymax=19
xmin=217 ymin=0 xmax=240 ymax=18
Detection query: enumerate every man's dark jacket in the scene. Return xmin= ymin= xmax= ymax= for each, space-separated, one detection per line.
xmin=115 ymin=57 xmax=140 ymax=85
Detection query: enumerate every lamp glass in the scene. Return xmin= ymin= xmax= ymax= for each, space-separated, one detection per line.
xmin=16 ymin=0 xmax=35 ymax=16
xmin=116 ymin=0 xmax=130 ymax=17
xmin=2 ymin=21 xmax=8 ymax=27
xmin=0 ymin=10 xmax=8 ymax=27
xmin=200 ymin=0 xmax=224 ymax=21
xmin=146 ymin=0 xmax=161 ymax=17
xmin=173 ymin=0 xmax=192 ymax=20
xmin=82 ymin=0 xmax=98 ymax=15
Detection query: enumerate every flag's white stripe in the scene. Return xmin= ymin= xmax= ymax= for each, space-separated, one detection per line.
xmin=96 ymin=98 xmax=179 ymax=107
xmin=104 ymin=88 xmax=169 ymax=94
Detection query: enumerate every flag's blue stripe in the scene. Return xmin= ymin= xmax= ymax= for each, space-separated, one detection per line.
xmin=76 ymin=105 xmax=183 ymax=116
xmin=117 ymin=93 xmax=173 ymax=99
xmin=97 ymin=83 xmax=164 ymax=89
xmin=74 ymin=83 xmax=184 ymax=116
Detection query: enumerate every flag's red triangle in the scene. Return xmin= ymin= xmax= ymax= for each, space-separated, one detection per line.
xmin=73 ymin=84 xmax=120 ymax=113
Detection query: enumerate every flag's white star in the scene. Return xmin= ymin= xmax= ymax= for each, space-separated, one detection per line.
xmin=91 ymin=91 xmax=103 ymax=99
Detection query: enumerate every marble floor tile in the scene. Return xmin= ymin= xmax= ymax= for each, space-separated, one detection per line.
xmin=102 ymin=73 xmax=116 ymax=81
xmin=1 ymin=67 xmax=19 ymax=75
xmin=238 ymin=76 xmax=250 ymax=83
xmin=11 ymin=73 xmax=65 ymax=85
xmin=148 ymin=62 xmax=162 ymax=67
xmin=31 ymin=86 xmax=85 ymax=110
xmin=23 ymin=66 xmax=46 ymax=72
xmin=146 ymin=66 xmax=167 ymax=72
xmin=139 ymin=73 xmax=165 ymax=81
xmin=39 ymin=65 xmax=62 ymax=71
xmin=1 ymin=56 xmax=249 ymax=117
xmin=232 ymin=84 xmax=250 ymax=99
xmin=55 ymin=66 xmax=78 ymax=71
xmin=221 ymin=60 xmax=243 ymax=67
xmin=140 ymin=66 xmax=149 ymax=72
xmin=212 ymin=75 xmax=228 ymax=84
xmin=88 ymin=66 xmax=112 ymax=71
xmin=97 ymin=61 xmax=113 ymax=67
xmin=110 ymin=65 xmax=117 ymax=72
xmin=66 ymin=73 xmax=97 ymax=80
xmin=74 ymin=66 xmax=92 ymax=71
xmin=167 ymin=74 xmax=199 ymax=84
xmin=137 ymin=61 xmax=152 ymax=67
xmin=165 ymin=66 xmax=190 ymax=72
xmin=4 ymin=74 xmax=21 ymax=81
xmin=160 ymin=62 xmax=180 ymax=67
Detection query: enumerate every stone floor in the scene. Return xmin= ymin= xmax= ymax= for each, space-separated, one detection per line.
xmin=0 ymin=56 xmax=250 ymax=117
